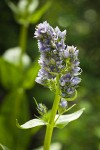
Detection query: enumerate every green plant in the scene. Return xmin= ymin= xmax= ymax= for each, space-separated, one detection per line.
xmin=17 ymin=21 xmax=84 ymax=150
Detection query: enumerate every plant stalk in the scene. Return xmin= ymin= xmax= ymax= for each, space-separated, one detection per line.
xmin=19 ymin=24 xmax=28 ymax=53
xmin=19 ymin=24 xmax=28 ymax=66
xmin=43 ymin=76 xmax=60 ymax=150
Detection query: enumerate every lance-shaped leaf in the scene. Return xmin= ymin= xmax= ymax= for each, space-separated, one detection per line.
xmin=0 ymin=144 xmax=10 ymax=150
xmin=16 ymin=118 xmax=47 ymax=129
xmin=55 ymin=108 xmax=85 ymax=128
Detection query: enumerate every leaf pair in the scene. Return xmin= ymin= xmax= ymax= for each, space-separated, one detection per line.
xmin=17 ymin=108 xmax=85 ymax=129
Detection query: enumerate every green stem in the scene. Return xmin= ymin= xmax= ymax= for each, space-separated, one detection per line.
xmin=43 ymin=76 xmax=61 ymax=150
xmin=19 ymin=24 xmax=28 ymax=66
xmin=19 ymin=24 xmax=28 ymax=53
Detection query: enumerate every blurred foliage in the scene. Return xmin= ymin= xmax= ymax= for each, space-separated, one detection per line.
xmin=34 ymin=142 xmax=62 ymax=150
xmin=0 ymin=0 xmax=100 ymax=150
xmin=0 ymin=143 xmax=10 ymax=150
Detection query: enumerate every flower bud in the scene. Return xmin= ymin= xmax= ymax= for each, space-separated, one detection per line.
xmin=58 ymin=98 xmax=68 ymax=114
xmin=37 ymin=103 xmax=47 ymax=115
xmin=60 ymin=98 xmax=68 ymax=108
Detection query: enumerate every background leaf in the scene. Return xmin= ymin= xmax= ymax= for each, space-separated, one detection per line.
xmin=34 ymin=142 xmax=62 ymax=150
xmin=0 ymin=90 xmax=31 ymax=150
xmin=22 ymin=58 xmax=40 ymax=89
xmin=18 ymin=0 xmax=39 ymax=14
xmin=29 ymin=1 xmax=51 ymax=23
xmin=2 ymin=47 xmax=31 ymax=68
xmin=0 ymin=144 xmax=10 ymax=150
xmin=0 ymin=57 xmax=22 ymax=89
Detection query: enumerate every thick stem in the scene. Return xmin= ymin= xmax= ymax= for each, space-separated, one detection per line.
xmin=43 ymin=76 xmax=61 ymax=150
xmin=43 ymin=124 xmax=54 ymax=150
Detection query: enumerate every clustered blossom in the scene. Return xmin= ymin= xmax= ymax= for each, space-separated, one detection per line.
xmin=34 ymin=21 xmax=82 ymax=99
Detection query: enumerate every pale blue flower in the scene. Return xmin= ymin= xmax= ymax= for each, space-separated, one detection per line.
xmin=34 ymin=21 xmax=82 ymax=98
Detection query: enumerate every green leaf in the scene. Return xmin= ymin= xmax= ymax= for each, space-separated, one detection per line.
xmin=34 ymin=142 xmax=62 ymax=150
xmin=0 ymin=47 xmax=32 ymax=89
xmin=0 ymin=57 xmax=22 ymax=89
xmin=26 ymin=0 xmax=39 ymax=14
xmin=29 ymin=1 xmax=51 ymax=23
xmin=16 ymin=119 xmax=47 ymax=129
xmin=0 ymin=90 xmax=31 ymax=150
xmin=22 ymin=57 xmax=40 ymax=89
xmin=2 ymin=47 xmax=31 ymax=68
xmin=0 ymin=144 xmax=10 ymax=150
xmin=18 ymin=0 xmax=39 ymax=14
xmin=7 ymin=0 xmax=51 ymax=25
xmin=55 ymin=108 xmax=85 ymax=128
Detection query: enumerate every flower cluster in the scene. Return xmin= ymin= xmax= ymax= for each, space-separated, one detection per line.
xmin=34 ymin=21 xmax=81 ymax=99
